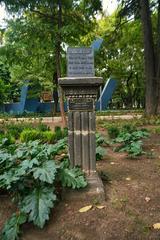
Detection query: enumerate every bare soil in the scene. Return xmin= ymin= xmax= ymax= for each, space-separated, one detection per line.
xmin=1 ymin=126 xmax=160 ymax=240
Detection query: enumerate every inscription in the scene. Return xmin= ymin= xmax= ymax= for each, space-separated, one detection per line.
xmin=67 ymin=47 xmax=94 ymax=77
xmin=69 ymin=98 xmax=93 ymax=111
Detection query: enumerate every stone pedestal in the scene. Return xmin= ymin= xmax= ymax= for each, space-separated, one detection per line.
xmin=58 ymin=77 xmax=105 ymax=201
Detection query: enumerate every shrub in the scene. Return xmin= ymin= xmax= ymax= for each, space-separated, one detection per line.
xmin=42 ymin=131 xmax=56 ymax=143
xmin=96 ymin=133 xmax=106 ymax=160
xmin=62 ymin=127 xmax=68 ymax=138
xmin=115 ymin=129 xmax=149 ymax=157
xmin=3 ymin=122 xmax=49 ymax=139
xmin=20 ymin=129 xmax=42 ymax=142
xmin=54 ymin=126 xmax=63 ymax=140
xmin=37 ymin=123 xmax=50 ymax=132
xmin=107 ymin=125 xmax=120 ymax=139
xmin=121 ymin=124 xmax=136 ymax=133
xmin=0 ymin=128 xmax=5 ymax=135
xmin=154 ymin=127 xmax=160 ymax=134
xmin=5 ymin=123 xmax=33 ymax=139
xmin=20 ymin=129 xmax=60 ymax=144
xmin=0 ymin=139 xmax=87 ymax=240
xmin=96 ymin=146 xmax=106 ymax=160
xmin=96 ymin=133 xmax=106 ymax=146
xmin=0 ymin=134 xmax=15 ymax=146
xmin=0 ymin=133 xmax=5 ymax=142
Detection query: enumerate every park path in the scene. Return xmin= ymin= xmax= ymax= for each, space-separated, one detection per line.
xmin=0 ymin=114 xmax=142 ymax=124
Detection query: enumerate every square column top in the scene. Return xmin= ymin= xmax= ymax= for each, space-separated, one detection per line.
xmin=58 ymin=77 xmax=103 ymax=87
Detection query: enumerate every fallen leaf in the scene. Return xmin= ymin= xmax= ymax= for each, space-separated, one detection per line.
xmin=79 ymin=205 xmax=92 ymax=213
xmin=126 ymin=177 xmax=131 ymax=181
xmin=145 ymin=197 xmax=151 ymax=202
xmin=96 ymin=205 xmax=105 ymax=209
xmin=153 ymin=223 xmax=160 ymax=229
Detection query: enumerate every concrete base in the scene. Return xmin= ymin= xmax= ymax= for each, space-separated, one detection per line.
xmin=62 ymin=172 xmax=105 ymax=203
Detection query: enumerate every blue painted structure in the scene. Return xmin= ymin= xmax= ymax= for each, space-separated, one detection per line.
xmin=0 ymin=78 xmax=116 ymax=114
xmin=0 ymin=39 xmax=117 ymax=114
xmin=97 ymin=78 xmax=117 ymax=110
xmin=3 ymin=84 xmax=29 ymax=114
xmin=91 ymin=38 xmax=103 ymax=51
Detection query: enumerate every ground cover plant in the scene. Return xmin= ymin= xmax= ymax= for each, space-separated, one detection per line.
xmin=0 ymin=122 xmax=50 ymax=140
xmin=96 ymin=133 xmax=107 ymax=160
xmin=106 ymin=124 xmax=150 ymax=157
xmin=0 ymin=138 xmax=87 ymax=240
xmin=0 ymin=117 xmax=160 ymax=239
xmin=0 ymin=121 xmax=68 ymax=145
xmin=0 ymin=122 xmax=106 ymax=239
xmin=114 ymin=129 xmax=149 ymax=157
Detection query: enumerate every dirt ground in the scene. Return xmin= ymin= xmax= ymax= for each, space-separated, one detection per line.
xmin=1 ymin=125 xmax=160 ymax=240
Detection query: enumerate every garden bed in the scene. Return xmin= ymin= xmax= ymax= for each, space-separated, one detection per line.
xmin=22 ymin=132 xmax=160 ymax=240
xmin=1 ymin=120 xmax=160 ymax=239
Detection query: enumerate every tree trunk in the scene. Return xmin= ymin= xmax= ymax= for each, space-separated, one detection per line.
xmin=56 ymin=0 xmax=67 ymax=126
xmin=139 ymin=0 xmax=156 ymax=115
xmin=155 ymin=0 xmax=160 ymax=113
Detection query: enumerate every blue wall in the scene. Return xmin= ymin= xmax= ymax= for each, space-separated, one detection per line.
xmin=0 ymin=78 xmax=117 ymax=115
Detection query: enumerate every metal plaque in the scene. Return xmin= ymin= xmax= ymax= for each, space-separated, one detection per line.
xmin=69 ymin=98 xmax=93 ymax=111
xmin=67 ymin=47 xmax=94 ymax=77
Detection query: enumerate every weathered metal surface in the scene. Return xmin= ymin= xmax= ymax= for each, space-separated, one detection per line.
xmin=68 ymin=98 xmax=93 ymax=111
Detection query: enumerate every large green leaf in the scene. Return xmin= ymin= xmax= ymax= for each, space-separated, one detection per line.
xmin=59 ymin=164 xmax=87 ymax=189
xmin=96 ymin=146 xmax=106 ymax=161
xmin=0 ymin=170 xmax=22 ymax=189
xmin=21 ymin=187 xmax=56 ymax=228
xmin=47 ymin=138 xmax=67 ymax=156
xmin=32 ymin=160 xmax=57 ymax=183
xmin=1 ymin=212 xmax=27 ymax=240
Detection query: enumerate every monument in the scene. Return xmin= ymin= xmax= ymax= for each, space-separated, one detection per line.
xmin=58 ymin=47 xmax=105 ymax=201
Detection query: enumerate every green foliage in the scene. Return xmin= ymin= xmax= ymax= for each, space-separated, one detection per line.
xmin=0 ymin=60 xmax=12 ymax=104
xmin=107 ymin=125 xmax=120 ymax=139
xmin=54 ymin=126 xmax=63 ymax=140
xmin=21 ymin=187 xmax=56 ymax=228
xmin=37 ymin=123 xmax=50 ymax=132
xmin=95 ymin=133 xmax=106 ymax=160
xmin=154 ymin=127 xmax=160 ymax=134
xmin=115 ymin=130 xmax=149 ymax=143
xmin=0 ymin=122 xmax=50 ymax=140
xmin=42 ymin=131 xmax=56 ymax=144
xmin=82 ymin=11 xmax=145 ymax=109
xmin=121 ymin=124 xmax=136 ymax=133
xmin=96 ymin=146 xmax=106 ymax=160
xmin=32 ymin=161 xmax=57 ymax=184
xmin=0 ymin=79 xmax=8 ymax=104
xmin=5 ymin=123 xmax=30 ymax=139
xmin=96 ymin=133 xmax=106 ymax=146
xmin=0 ymin=135 xmax=15 ymax=146
xmin=20 ymin=129 xmax=56 ymax=143
xmin=0 ymin=139 xmax=87 ymax=239
xmin=62 ymin=127 xmax=68 ymax=138
xmin=1 ymin=212 xmax=27 ymax=240
xmin=59 ymin=160 xmax=87 ymax=189
xmin=115 ymin=129 xmax=149 ymax=157
xmin=119 ymin=140 xmax=144 ymax=157
xmin=0 ymin=0 xmax=102 ymax=100
xmin=20 ymin=129 xmax=42 ymax=142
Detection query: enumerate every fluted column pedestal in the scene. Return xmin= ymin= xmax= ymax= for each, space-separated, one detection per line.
xmin=59 ymin=77 xmax=105 ymax=201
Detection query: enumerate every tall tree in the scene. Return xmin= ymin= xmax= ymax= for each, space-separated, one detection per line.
xmin=0 ymin=0 xmax=102 ymax=122
xmin=118 ymin=0 xmax=160 ymax=115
